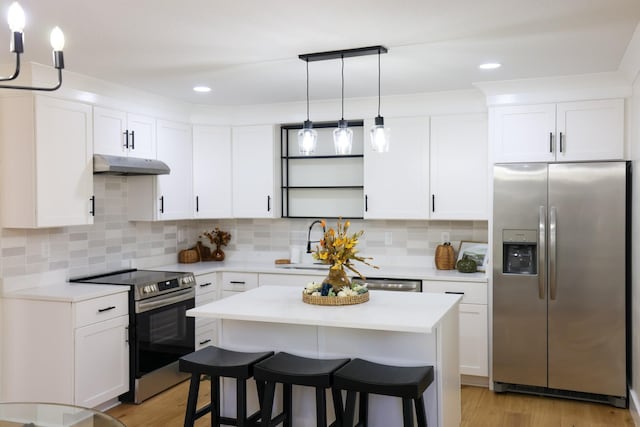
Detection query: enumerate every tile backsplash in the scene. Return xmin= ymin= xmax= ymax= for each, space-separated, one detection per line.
xmin=0 ymin=176 xmax=487 ymax=287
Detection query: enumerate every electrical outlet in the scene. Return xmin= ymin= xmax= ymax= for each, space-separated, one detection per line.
xmin=385 ymin=231 xmax=393 ymax=245
xmin=441 ymin=232 xmax=450 ymax=243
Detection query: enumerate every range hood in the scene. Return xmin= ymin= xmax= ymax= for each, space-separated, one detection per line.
xmin=93 ymin=154 xmax=170 ymax=175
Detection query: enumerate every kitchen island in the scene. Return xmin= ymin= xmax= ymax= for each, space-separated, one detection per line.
xmin=187 ymin=285 xmax=461 ymax=427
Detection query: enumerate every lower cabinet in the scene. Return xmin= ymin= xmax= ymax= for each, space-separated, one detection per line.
xmin=258 ymin=273 xmax=325 ymax=287
xmin=195 ymin=272 xmax=220 ymax=350
xmin=1 ymin=291 xmax=129 ymax=407
xmin=421 ymin=280 xmax=488 ymax=379
xmin=220 ymin=272 xmax=258 ymax=297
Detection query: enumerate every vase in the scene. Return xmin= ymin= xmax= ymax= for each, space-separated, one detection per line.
xmin=212 ymin=246 xmax=225 ymax=262
xmin=322 ymin=266 xmax=350 ymax=291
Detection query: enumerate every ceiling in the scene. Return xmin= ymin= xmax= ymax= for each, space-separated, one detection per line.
xmin=7 ymin=0 xmax=640 ymax=106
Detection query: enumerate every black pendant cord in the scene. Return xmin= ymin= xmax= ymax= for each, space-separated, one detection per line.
xmin=377 ymin=49 xmax=381 ymax=117
xmin=340 ymin=55 xmax=345 ymax=120
xmin=305 ymin=59 xmax=310 ymax=122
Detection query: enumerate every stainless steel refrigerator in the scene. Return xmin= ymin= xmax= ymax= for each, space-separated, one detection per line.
xmin=492 ymin=162 xmax=629 ymax=408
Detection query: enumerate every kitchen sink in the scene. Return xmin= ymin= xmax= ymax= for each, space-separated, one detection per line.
xmin=275 ymin=264 xmax=327 ymax=271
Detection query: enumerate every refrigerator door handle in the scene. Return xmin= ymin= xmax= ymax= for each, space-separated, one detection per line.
xmin=549 ymin=206 xmax=557 ymax=300
xmin=538 ymin=206 xmax=546 ymax=299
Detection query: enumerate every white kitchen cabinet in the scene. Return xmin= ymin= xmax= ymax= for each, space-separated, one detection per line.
xmin=0 ymin=95 xmax=94 ymax=228
xmin=220 ymin=272 xmax=259 ymax=299
xmin=195 ymin=272 xmax=220 ymax=350
xmin=493 ymin=99 xmax=624 ymax=163
xmin=2 ymin=291 xmax=129 ymax=407
xmin=193 ymin=126 xmax=232 ymax=218
xmin=232 ymin=125 xmax=278 ymax=218
xmin=128 ymin=119 xmax=193 ymax=220
xmin=258 ymin=273 xmax=325 ymax=287
xmin=363 ymin=116 xmax=430 ymax=219
xmin=430 ymin=114 xmax=488 ymax=220
xmin=93 ymin=107 xmax=156 ymax=159
xmin=422 ymin=280 xmax=488 ymax=379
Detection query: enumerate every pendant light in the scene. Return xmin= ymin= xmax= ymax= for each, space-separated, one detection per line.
xmin=333 ymin=55 xmax=353 ymax=155
xmin=370 ymin=48 xmax=390 ymax=152
xmin=297 ymin=58 xmax=317 ymax=155
xmin=0 ymin=2 xmax=66 ymax=91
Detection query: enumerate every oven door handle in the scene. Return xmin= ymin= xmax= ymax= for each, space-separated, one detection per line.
xmin=135 ymin=288 xmax=195 ymax=314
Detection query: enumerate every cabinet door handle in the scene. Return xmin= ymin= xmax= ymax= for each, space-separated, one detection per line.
xmin=445 ymin=291 xmax=465 ymax=295
xmin=432 ymin=194 xmax=435 ymax=213
xmin=199 ymin=339 xmax=212 ymax=345
xmin=196 ymin=196 xmax=199 ymax=212
xmin=199 ymin=282 xmax=212 ymax=288
xmin=159 ymin=196 xmax=164 ymax=213
xmin=89 ymin=195 xmax=95 ymax=216
xmin=98 ymin=306 xmax=116 ymax=313
xmin=130 ymin=130 xmax=135 ymax=150
xmin=365 ymin=195 xmax=368 ymax=212
xmin=559 ymin=132 xmax=563 ymax=153
xmin=123 ymin=130 xmax=129 ymax=149
xmin=125 ymin=326 xmax=129 ymax=344
xmin=267 ymin=195 xmax=271 ymax=212
xmin=230 ymin=281 xmax=246 ymax=284
xmin=549 ymin=132 xmax=553 ymax=153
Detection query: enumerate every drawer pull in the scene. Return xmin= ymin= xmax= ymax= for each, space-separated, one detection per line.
xmin=230 ymin=281 xmax=246 ymax=284
xmin=98 ymin=306 xmax=116 ymax=313
xmin=199 ymin=282 xmax=212 ymax=287
xmin=199 ymin=339 xmax=212 ymax=345
xmin=445 ymin=291 xmax=465 ymax=295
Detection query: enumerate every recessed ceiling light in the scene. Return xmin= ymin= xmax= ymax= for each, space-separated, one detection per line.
xmin=479 ymin=63 xmax=501 ymax=70
xmin=193 ymin=86 xmax=211 ymax=93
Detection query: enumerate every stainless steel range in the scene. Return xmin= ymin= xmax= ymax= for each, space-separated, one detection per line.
xmin=72 ymin=269 xmax=196 ymax=403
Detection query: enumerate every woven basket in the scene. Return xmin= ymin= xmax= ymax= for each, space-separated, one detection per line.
xmin=302 ymin=291 xmax=369 ymax=306
xmin=435 ymin=243 xmax=456 ymax=270
xmin=178 ymin=249 xmax=200 ymax=264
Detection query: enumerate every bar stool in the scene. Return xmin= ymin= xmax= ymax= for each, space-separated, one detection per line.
xmin=179 ymin=345 xmax=274 ymax=427
xmin=253 ymin=352 xmax=350 ymax=427
xmin=333 ymin=358 xmax=434 ymax=427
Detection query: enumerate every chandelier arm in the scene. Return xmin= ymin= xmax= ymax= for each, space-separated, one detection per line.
xmin=0 ymin=68 xmax=62 ymax=91
xmin=0 ymin=52 xmax=21 ymax=82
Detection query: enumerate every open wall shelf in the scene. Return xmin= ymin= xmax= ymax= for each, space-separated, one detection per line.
xmin=281 ymin=121 xmax=364 ymax=218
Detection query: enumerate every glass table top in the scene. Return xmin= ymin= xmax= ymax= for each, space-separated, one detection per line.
xmin=0 ymin=402 xmax=125 ymax=427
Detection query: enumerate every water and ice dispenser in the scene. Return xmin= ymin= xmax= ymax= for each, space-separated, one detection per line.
xmin=502 ymin=230 xmax=537 ymax=275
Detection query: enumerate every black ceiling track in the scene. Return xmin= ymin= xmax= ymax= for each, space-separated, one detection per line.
xmin=299 ymin=45 xmax=387 ymax=62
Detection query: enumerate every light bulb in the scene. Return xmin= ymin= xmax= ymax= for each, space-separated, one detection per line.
xmin=333 ymin=121 xmax=353 ymax=155
xmin=50 ymin=26 xmax=65 ymax=51
xmin=7 ymin=2 xmax=25 ymax=33
xmin=297 ymin=122 xmax=317 ymax=156
xmin=370 ymin=117 xmax=390 ymax=152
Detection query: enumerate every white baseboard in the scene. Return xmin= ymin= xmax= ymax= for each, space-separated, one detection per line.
xmin=461 ymin=374 xmax=489 ymax=387
xmin=630 ymin=388 xmax=640 ymax=427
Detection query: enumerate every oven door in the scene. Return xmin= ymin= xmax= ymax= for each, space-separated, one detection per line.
xmin=134 ymin=288 xmax=195 ymax=378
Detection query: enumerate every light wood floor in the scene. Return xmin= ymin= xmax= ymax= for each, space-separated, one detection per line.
xmin=107 ymin=379 xmax=635 ymax=426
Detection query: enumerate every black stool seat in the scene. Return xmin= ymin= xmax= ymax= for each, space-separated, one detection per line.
xmin=179 ymin=345 xmax=273 ymax=379
xmin=333 ymin=358 xmax=434 ymax=427
xmin=253 ymin=352 xmax=350 ymax=427
xmin=179 ymin=346 xmax=274 ymax=427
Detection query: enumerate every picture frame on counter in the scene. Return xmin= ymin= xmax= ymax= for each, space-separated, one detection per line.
xmin=457 ymin=241 xmax=488 ymax=272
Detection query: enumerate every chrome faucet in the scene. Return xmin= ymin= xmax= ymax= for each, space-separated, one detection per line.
xmin=306 ymin=220 xmax=326 ymax=253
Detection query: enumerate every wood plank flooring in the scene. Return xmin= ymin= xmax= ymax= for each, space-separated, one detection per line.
xmin=106 ymin=379 xmax=635 ymax=426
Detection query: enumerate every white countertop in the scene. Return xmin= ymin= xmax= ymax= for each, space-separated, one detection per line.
xmin=156 ymin=261 xmax=487 ymax=283
xmin=2 ymin=283 xmax=128 ymax=303
xmin=187 ymin=285 xmax=461 ymax=334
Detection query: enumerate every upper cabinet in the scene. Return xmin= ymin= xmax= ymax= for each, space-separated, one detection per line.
xmin=363 ymin=116 xmax=430 ymax=219
xmin=493 ymin=99 xmax=624 ymax=163
xmin=0 ymin=95 xmax=94 ymax=228
xmin=93 ymin=106 xmax=156 ymax=159
xmin=193 ymin=126 xmax=232 ymax=218
xmin=128 ymin=120 xmax=193 ymax=221
xmin=232 ymin=125 xmax=278 ymax=218
xmin=430 ymin=114 xmax=488 ymax=220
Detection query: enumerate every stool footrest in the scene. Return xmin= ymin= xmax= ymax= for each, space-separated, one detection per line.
xmin=218 ymin=409 xmax=262 ymax=426
xmin=193 ymin=403 xmax=212 ymax=421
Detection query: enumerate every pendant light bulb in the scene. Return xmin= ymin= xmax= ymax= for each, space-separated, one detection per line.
xmin=7 ymin=2 xmax=25 ymax=33
xmin=298 ymin=59 xmax=317 ymax=155
xmin=50 ymin=26 xmax=65 ymax=51
xmin=370 ymin=48 xmax=390 ymax=152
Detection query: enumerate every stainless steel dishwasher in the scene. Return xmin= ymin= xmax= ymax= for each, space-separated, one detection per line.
xmin=351 ymin=277 xmax=422 ymax=292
